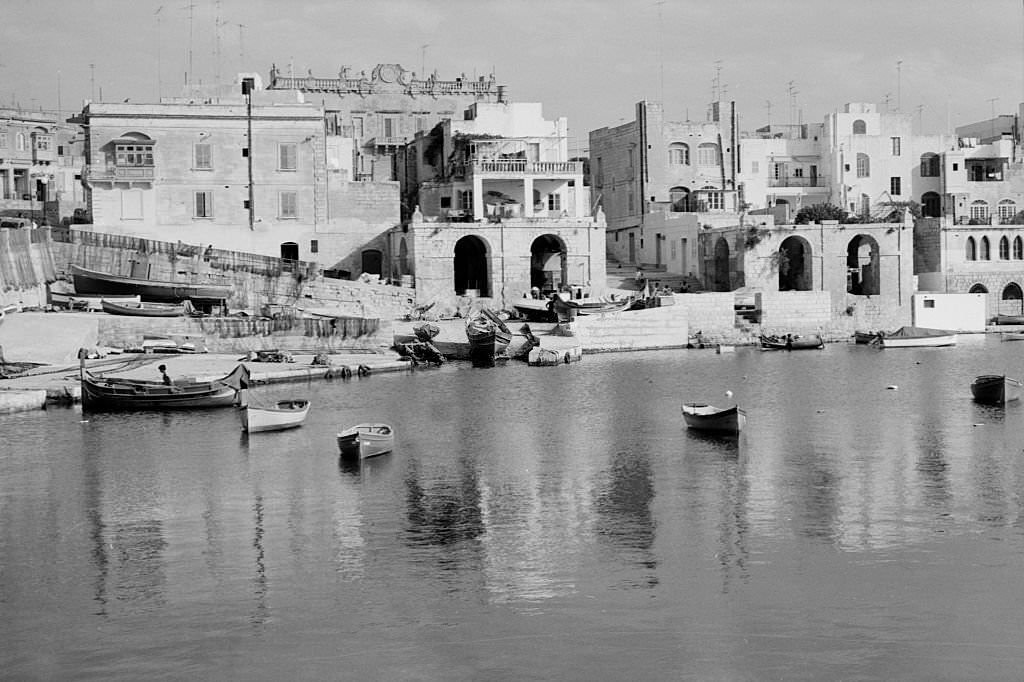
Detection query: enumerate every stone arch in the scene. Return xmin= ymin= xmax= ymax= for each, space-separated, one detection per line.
xmin=1002 ymin=282 xmax=1022 ymax=301
xmin=280 ymin=242 xmax=299 ymax=261
xmin=454 ymin=235 xmax=491 ymax=296
xmin=669 ymin=186 xmax=691 ymax=212
xmin=778 ymin=235 xmax=813 ymax=291
xmin=530 ymin=234 xmax=567 ymax=293
xmin=712 ymin=237 xmax=731 ymax=292
xmin=969 ymin=283 xmax=988 ymax=294
xmin=846 ymin=234 xmax=880 ymax=295
xmin=921 ymin=191 xmax=941 ymax=218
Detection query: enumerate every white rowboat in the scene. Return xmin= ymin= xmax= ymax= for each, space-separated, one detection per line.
xmin=337 ymin=423 xmax=394 ymax=459
xmin=241 ymin=399 xmax=310 ymax=433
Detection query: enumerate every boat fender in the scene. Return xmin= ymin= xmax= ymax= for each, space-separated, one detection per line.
xmin=357 ymin=364 xmax=371 ymax=377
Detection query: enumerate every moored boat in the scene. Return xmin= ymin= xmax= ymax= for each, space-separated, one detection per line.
xmin=682 ymin=403 xmax=747 ymax=433
xmin=970 ymin=375 xmax=1022 ymax=405
xmin=337 ymin=423 xmax=394 ymax=459
xmin=241 ymin=398 xmax=310 ymax=433
xmin=993 ymin=314 xmax=1024 ymax=326
xmin=854 ymin=330 xmax=884 ymax=344
xmin=512 ymin=296 xmax=556 ymax=322
xmin=79 ymin=360 xmax=249 ymax=411
xmin=101 ymin=299 xmax=186 ymax=317
xmin=465 ymin=308 xmax=512 ymax=361
xmin=879 ymin=326 xmax=957 ymax=348
xmin=71 ymin=264 xmax=231 ymax=305
xmin=760 ymin=333 xmax=824 ymax=350
xmin=1001 ymin=332 xmax=1024 ymax=341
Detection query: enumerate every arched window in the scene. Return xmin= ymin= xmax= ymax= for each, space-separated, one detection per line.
xmin=970 ymin=200 xmax=990 ymax=223
xmin=966 ymin=236 xmax=977 ymax=261
xmin=852 ymin=119 xmax=867 ymax=134
xmin=668 ymin=142 xmax=690 ymax=165
xmin=969 ymin=283 xmax=988 ymax=294
xmin=921 ymin=192 xmax=941 ymax=218
xmin=1000 ymin=236 xmax=1010 ymax=260
xmin=998 ymin=199 xmax=1017 ymax=223
xmin=856 ymin=153 xmax=870 ymax=178
xmin=1014 ymin=237 xmax=1023 ymax=260
xmin=920 ymin=153 xmax=940 ymax=177
xmin=1002 ymin=283 xmax=1022 ymax=301
xmin=15 ymin=133 xmax=25 ymax=151
xmin=697 ymin=143 xmax=720 ymax=166
xmin=981 ymin=236 xmax=991 ymax=260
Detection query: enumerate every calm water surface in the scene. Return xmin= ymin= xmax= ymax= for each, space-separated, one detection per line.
xmin=3 ymin=336 xmax=1024 ymax=680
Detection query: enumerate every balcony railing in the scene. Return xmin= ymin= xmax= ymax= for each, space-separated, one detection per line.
xmin=767 ymin=176 xmax=827 ymax=188
xmin=469 ymin=159 xmax=581 ymax=175
xmin=86 ymin=165 xmax=155 ymax=182
xmin=366 ymin=136 xmax=408 ymax=148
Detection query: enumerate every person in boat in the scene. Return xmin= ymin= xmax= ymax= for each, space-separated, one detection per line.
xmin=158 ymin=364 xmax=172 ymax=385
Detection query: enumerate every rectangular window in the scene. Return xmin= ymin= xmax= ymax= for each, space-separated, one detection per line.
xmin=310 ymin=239 xmax=318 ymax=254
xmin=278 ymin=143 xmax=297 ymax=171
xmin=595 ymin=157 xmax=603 ymax=187
xmin=279 ymin=191 xmax=297 ymax=218
xmin=548 ymin=193 xmax=561 ymax=211
xmin=0 ymin=132 xmax=7 ymax=148
xmin=628 ymin=192 xmax=635 ymax=213
xmin=458 ymin=189 xmax=473 ymax=211
xmin=115 ymin=144 xmax=153 ymax=166
xmin=750 ymin=160 xmax=759 ymax=174
xmin=352 ymin=116 xmax=364 ymax=139
xmin=707 ymin=191 xmax=724 ymax=210
xmin=891 ymin=137 xmax=901 ymax=156
xmin=890 ymin=177 xmax=902 ymax=195
xmin=627 ymin=149 xmax=634 ymax=170
xmin=923 ymin=299 xmax=935 ymax=308
xmin=194 ymin=143 xmax=212 ymax=170
xmin=34 ymin=135 xmax=52 ymax=151
xmin=383 ymin=116 xmax=397 ymax=139
xmin=194 ymin=191 xmax=213 ymax=218
xmin=440 ymin=196 xmax=451 ymax=208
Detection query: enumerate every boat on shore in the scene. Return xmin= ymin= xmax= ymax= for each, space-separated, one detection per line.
xmin=512 ymin=296 xmax=557 ymax=322
xmin=879 ymin=326 xmax=957 ymax=348
xmin=465 ymin=308 xmax=512 ymax=361
xmin=760 ymin=333 xmax=824 ymax=350
xmin=993 ymin=314 xmax=1024 ymax=326
xmin=241 ymin=398 xmax=310 ymax=433
xmin=854 ymin=330 xmax=884 ymax=344
xmin=101 ymin=299 xmax=187 ymax=317
xmin=549 ymin=294 xmax=631 ymax=321
xmin=682 ymin=403 xmax=747 ymax=433
xmin=337 ymin=423 xmax=394 ymax=459
xmin=970 ymin=375 xmax=1022 ymax=405
xmin=1002 ymin=332 xmax=1024 ymax=341
xmin=79 ymin=360 xmax=249 ymax=411
xmin=71 ymin=264 xmax=232 ymax=305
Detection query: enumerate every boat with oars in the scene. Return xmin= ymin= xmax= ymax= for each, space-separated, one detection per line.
xmin=465 ymin=308 xmax=512 ymax=362
xmin=241 ymin=398 xmax=310 ymax=433
xmin=970 ymin=375 xmax=1022 ymax=405
xmin=337 ymin=423 xmax=395 ymax=459
xmin=682 ymin=402 xmax=747 ymax=433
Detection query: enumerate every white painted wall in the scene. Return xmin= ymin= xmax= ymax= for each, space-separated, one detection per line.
xmin=911 ymin=293 xmax=986 ymax=331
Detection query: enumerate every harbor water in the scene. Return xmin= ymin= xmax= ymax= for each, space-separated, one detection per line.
xmin=3 ymin=336 xmax=1024 ymax=680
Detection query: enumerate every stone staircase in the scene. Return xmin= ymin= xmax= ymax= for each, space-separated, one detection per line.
xmin=604 ymin=256 xmax=702 ymax=293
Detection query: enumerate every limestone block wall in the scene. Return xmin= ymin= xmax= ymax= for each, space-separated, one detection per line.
xmin=96 ymin=315 xmax=395 ymax=353
xmin=760 ymin=291 xmax=832 ymax=334
xmin=673 ymin=293 xmax=735 ymax=336
xmin=575 ymin=305 xmax=688 ymax=352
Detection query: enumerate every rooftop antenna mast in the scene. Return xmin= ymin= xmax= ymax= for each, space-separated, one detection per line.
xmin=420 ymin=44 xmax=429 ymax=77
xmin=655 ymin=1 xmax=666 ymax=103
xmin=155 ymin=5 xmax=164 ymax=100
xmin=765 ymin=99 xmax=772 ymax=128
xmin=234 ymin=23 xmax=247 ymax=73
xmin=214 ymin=0 xmax=222 ymax=86
xmin=713 ymin=60 xmax=723 ymax=101
xmin=787 ymin=80 xmax=798 ymax=126
xmin=182 ymin=1 xmax=196 ymax=88
xmin=896 ymin=60 xmax=903 ymax=112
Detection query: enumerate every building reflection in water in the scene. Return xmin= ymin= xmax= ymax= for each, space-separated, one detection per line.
xmin=593 ymin=451 xmax=658 ymax=589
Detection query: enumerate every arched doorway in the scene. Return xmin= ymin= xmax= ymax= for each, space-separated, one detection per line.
xmin=1001 ymin=282 xmax=1023 ymax=316
xmin=361 ymin=249 xmax=382 ymax=276
xmin=846 ymin=234 xmax=880 ymax=295
xmin=280 ymin=242 xmax=299 ymax=261
xmin=454 ymin=235 xmax=490 ymax=296
xmin=921 ymin=192 xmax=941 ymax=218
xmin=669 ymin=186 xmax=691 ymax=212
xmin=778 ymin=235 xmax=812 ymax=291
xmin=712 ymin=237 xmax=731 ymax=291
xmin=529 ymin=234 xmax=567 ymax=293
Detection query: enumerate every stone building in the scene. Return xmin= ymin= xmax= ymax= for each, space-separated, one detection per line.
xmin=588 ymin=100 xmax=739 ymax=280
xmin=0 ymin=109 xmax=86 ymax=226
xmin=71 ymin=75 xmax=399 ymax=276
xmin=394 ymin=101 xmax=605 ymax=310
xmin=266 ymin=63 xmax=507 ymax=183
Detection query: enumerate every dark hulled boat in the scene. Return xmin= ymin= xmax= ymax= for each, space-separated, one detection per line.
xmin=71 ymin=264 xmax=232 ymax=305
xmin=80 ymin=361 xmax=249 ymax=411
xmin=970 ymin=375 xmax=1022 ymax=405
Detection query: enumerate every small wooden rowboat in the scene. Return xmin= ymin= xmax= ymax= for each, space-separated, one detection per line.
xmin=760 ymin=334 xmax=824 ymax=350
xmin=101 ymin=299 xmax=186 ymax=317
xmin=241 ymin=399 xmax=310 ymax=433
xmin=970 ymin=375 xmax=1022 ymax=405
xmin=337 ymin=423 xmax=395 ymax=459
xmin=79 ymin=362 xmax=249 ymax=411
xmin=682 ymin=403 xmax=747 ymax=433
xmin=879 ymin=326 xmax=957 ymax=348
